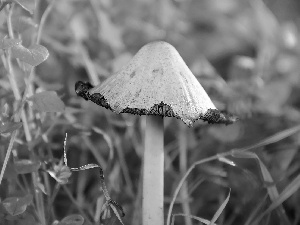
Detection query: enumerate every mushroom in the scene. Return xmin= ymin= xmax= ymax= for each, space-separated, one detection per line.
xmin=75 ymin=41 xmax=237 ymax=225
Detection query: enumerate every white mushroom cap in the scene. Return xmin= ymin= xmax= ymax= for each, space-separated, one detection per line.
xmin=89 ymin=41 xmax=217 ymax=126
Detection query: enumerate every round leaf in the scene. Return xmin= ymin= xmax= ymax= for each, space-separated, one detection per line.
xmin=2 ymin=195 xmax=32 ymax=216
xmin=11 ymin=44 xmax=49 ymax=67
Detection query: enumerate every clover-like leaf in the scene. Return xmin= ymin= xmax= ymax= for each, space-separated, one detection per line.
xmin=13 ymin=0 xmax=36 ymax=14
xmin=11 ymin=43 xmax=49 ymax=66
xmin=2 ymin=194 xmax=33 ymax=216
xmin=28 ymin=91 xmax=65 ymax=113
xmin=0 ymin=37 xmax=21 ymax=50
xmin=0 ymin=122 xmax=22 ymax=134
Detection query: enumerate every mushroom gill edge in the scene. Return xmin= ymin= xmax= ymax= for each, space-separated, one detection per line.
xmin=75 ymin=81 xmax=238 ymax=126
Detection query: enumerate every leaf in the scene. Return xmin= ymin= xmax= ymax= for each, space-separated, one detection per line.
xmin=267 ymin=173 xmax=300 ymax=210
xmin=37 ymin=181 xmax=48 ymax=195
xmin=48 ymin=164 xmax=72 ymax=184
xmin=231 ymin=124 xmax=300 ymax=153
xmin=11 ymin=44 xmax=49 ymax=66
xmin=2 ymin=194 xmax=32 ymax=216
xmin=217 ymin=156 xmax=236 ymax=166
xmin=13 ymin=0 xmax=36 ymax=14
xmin=28 ymin=91 xmax=65 ymax=113
xmin=0 ymin=122 xmax=22 ymax=134
xmin=231 ymin=152 xmax=279 ymax=199
xmin=232 ymin=151 xmax=290 ymax=224
xmin=171 ymin=214 xmax=217 ymax=225
xmin=254 ymin=174 xmax=300 ymax=224
xmin=0 ymin=38 xmax=21 ymax=50
xmin=12 ymin=16 xmax=37 ymax=33
xmin=274 ymin=148 xmax=297 ymax=171
xmin=209 ymin=189 xmax=230 ymax=225
xmin=14 ymin=159 xmax=41 ymax=174
xmin=110 ymin=204 xmax=125 ymax=225
xmin=59 ymin=214 xmax=84 ymax=225
xmin=244 ymin=195 xmax=268 ymax=225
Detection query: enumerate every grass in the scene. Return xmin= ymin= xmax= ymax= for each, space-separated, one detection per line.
xmin=1 ymin=1 xmax=300 ymax=225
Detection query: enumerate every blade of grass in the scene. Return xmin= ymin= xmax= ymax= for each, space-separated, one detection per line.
xmin=0 ymin=131 xmax=18 ymax=186
xmin=36 ymin=0 xmax=56 ymax=44
xmin=167 ymin=124 xmax=300 ymax=225
xmin=166 ymin=154 xmax=221 ymax=225
xmin=232 ymin=151 xmax=290 ymax=225
xmin=231 ymin=124 xmax=300 ymax=153
xmin=171 ymin=213 xmax=217 ymax=225
xmin=244 ymin=194 xmax=268 ymax=225
xmin=209 ymin=189 xmax=231 ymax=225
xmin=254 ymin=173 xmax=300 ymax=224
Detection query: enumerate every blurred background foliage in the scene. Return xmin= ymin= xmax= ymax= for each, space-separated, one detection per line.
xmin=1 ymin=0 xmax=300 ymax=224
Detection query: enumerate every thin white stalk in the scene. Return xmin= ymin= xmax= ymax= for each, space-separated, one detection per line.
xmin=143 ymin=115 xmax=164 ymax=225
xmin=179 ymin=123 xmax=192 ymax=225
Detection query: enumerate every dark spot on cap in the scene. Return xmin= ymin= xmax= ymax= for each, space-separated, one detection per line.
xmin=130 ymin=71 xmax=136 ymax=78
xmin=152 ymin=68 xmax=162 ymax=76
xmin=135 ymin=89 xmax=142 ymax=98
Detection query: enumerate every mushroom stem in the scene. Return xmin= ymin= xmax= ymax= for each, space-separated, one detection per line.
xmin=143 ymin=115 xmax=164 ymax=225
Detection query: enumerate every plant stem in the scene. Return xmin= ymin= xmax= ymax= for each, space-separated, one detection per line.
xmin=36 ymin=0 xmax=56 ymax=45
xmin=179 ymin=123 xmax=192 ymax=225
xmin=143 ymin=115 xmax=164 ymax=225
xmin=0 ymin=131 xmax=17 ymax=186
